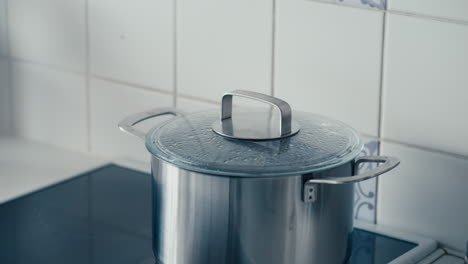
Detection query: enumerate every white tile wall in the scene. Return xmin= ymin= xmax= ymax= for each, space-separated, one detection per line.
xmin=177 ymin=0 xmax=272 ymax=101
xmin=379 ymin=142 xmax=468 ymax=251
xmin=388 ymin=0 xmax=468 ymax=22
xmin=89 ymin=0 xmax=174 ymax=91
xmin=382 ymin=14 xmax=468 ymax=156
xmin=8 ymin=0 xmax=86 ymax=72
xmin=11 ymin=62 xmax=87 ymax=151
xmin=0 ymin=58 xmax=10 ymax=135
xmin=275 ymin=0 xmax=383 ymax=136
xmin=90 ymin=78 xmax=173 ymax=163
xmin=0 ymin=0 xmax=7 ymax=56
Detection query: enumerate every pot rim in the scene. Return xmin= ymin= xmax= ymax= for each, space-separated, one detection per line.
xmin=144 ymin=115 xmax=364 ymax=178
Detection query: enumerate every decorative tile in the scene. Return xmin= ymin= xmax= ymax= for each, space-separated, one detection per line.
xmin=382 ymin=14 xmax=468 ymax=156
xmin=8 ymin=0 xmax=86 ymax=72
xmin=89 ymin=0 xmax=174 ymax=91
xmin=11 ymin=62 xmax=87 ymax=152
xmin=275 ymin=0 xmax=383 ymax=136
xmin=90 ymin=78 xmax=173 ymax=163
xmin=354 ymin=140 xmax=380 ymax=223
xmin=388 ymin=0 xmax=468 ymax=22
xmin=379 ymin=142 xmax=468 ymax=251
xmin=177 ymin=0 xmax=272 ymax=102
xmin=337 ymin=0 xmax=386 ymax=10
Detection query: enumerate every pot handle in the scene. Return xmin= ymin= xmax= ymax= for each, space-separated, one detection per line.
xmin=303 ymin=156 xmax=400 ymax=202
xmin=306 ymin=156 xmax=400 ymax=185
xmin=118 ymin=107 xmax=183 ymax=140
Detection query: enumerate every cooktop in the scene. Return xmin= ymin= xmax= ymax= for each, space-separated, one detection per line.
xmin=0 ymin=165 xmax=417 ymax=264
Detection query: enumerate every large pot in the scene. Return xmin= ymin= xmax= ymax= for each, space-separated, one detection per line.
xmin=119 ymin=90 xmax=400 ymax=264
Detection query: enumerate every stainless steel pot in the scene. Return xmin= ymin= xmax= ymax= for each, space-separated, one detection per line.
xmin=119 ymin=90 xmax=400 ymax=264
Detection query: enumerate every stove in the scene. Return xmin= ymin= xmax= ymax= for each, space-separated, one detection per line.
xmin=0 ymin=164 xmax=462 ymax=264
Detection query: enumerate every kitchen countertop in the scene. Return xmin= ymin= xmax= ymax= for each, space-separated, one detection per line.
xmin=0 ymin=137 xmax=153 ymax=204
xmin=0 ymin=137 xmax=108 ymax=204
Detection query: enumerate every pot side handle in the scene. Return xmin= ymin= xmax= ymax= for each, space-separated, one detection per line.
xmin=306 ymin=156 xmax=400 ymax=185
xmin=303 ymin=156 xmax=400 ymax=202
xmin=118 ymin=107 xmax=183 ymax=140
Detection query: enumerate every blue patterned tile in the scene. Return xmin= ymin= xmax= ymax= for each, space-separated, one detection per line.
xmin=354 ymin=140 xmax=380 ymax=223
xmin=317 ymin=0 xmax=386 ymax=10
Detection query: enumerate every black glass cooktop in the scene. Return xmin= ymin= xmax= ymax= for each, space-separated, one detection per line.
xmin=0 ymin=165 xmax=416 ymax=264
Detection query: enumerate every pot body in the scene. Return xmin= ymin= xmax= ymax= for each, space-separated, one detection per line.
xmin=151 ymin=158 xmax=355 ymax=264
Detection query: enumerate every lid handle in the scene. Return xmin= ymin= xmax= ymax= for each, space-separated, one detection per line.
xmin=221 ymin=90 xmax=292 ymax=136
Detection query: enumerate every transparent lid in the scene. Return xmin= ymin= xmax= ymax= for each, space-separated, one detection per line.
xmin=146 ymin=109 xmax=363 ymax=177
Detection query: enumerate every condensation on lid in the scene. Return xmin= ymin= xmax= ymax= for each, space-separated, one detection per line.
xmin=146 ymin=110 xmax=363 ymax=177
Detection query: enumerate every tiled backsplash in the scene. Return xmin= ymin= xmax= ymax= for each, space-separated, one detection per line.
xmin=0 ymin=0 xmax=467 ymax=251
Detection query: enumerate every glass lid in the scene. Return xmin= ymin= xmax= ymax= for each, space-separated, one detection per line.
xmin=145 ymin=90 xmax=363 ymax=177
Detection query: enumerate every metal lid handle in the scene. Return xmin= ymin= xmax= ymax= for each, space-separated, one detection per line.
xmin=221 ymin=90 xmax=293 ymax=136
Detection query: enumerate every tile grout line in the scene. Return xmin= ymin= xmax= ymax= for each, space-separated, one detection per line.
xmin=387 ymin=9 xmax=468 ymax=26
xmin=5 ymin=53 xmax=175 ymax=98
xmin=270 ymin=0 xmax=277 ymax=96
xmin=306 ymin=0 xmax=383 ymax=13
xmin=90 ymin=74 xmax=173 ymax=95
xmin=172 ymin=0 xmax=178 ymax=108
xmin=178 ymin=93 xmax=218 ymax=105
xmin=10 ymin=56 xmax=86 ymax=76
xmin=84 ymin=0 xmax=92 ymax=153
xmin=5 ymin=0 xmax=13 ymax=136
xmin=357 ymin=132 xmax=468 ymax=161
xmin=308 ymin=0 xmax=468 ymax=26
xmin=375 ymin=6 xmax=388 ymax=225
xmin=379 ymin=137 xmax=468 ymax=161
xmin=8 ymin=53 xmax=175 ymax=99
xmin=377 ymin=13 xmax=386 ymax=139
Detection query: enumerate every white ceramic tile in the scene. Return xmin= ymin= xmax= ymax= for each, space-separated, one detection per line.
xmin=378 ymin=142 xmax=468 ymax=251
xmin=176 ymin=97 xmax=217 ymax=113
xmin=382 ymin=15 xmax=468 ymax=156
xmin=89 ymin=0 xmax=174 ymax=91
xmin=0 ymin=59 xmax=10 ymax=135
xmin=8 ymin=0 xmax=86 ymax=71
xmin=388 ymin=0 xmax=468 ymax=22
xmin=90 ymin=78 xmax=173 ymax=163
xmin=11 ymin=62 xmax=87 ymax=151
xmin=275 ymin=0 xmax=383 ymax=136
xmin=0 ymin=0 xmax=7 ymax=56
xmin=177 ymin=0 xmax=272 ymax=102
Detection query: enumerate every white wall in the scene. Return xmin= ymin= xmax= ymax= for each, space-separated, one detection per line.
xmin=0 ymin=0 xmax=467 ymax=251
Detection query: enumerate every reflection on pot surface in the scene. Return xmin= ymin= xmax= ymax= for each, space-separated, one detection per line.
xmin=120 ymin=90 xmax=400 ymax=264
